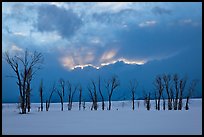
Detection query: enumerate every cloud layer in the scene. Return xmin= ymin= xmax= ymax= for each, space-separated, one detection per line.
xmin=36 ymin=4 xmax=82 ymax=39
xmin=2 ymin=2 xmax=202 ymax=70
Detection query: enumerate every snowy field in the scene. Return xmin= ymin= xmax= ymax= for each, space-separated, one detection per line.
xmin=2 ymin=99 xmax=202 ymax=135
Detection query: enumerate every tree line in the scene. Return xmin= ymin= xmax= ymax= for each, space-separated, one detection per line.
xmin=40 ymin=75 xmax=120 ymax=112
xmin=4 ymin=50 xmax=199 ymax=114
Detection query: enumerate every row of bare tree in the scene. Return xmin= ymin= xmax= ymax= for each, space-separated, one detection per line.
xmin=5 ymin=50 xmax=198 ymax=114
xmin=153 ymin=74 xmax=198 ymax=111
xmin=39 ymin=75 xmax=120 ymax=112
xmin=39 ymin=73 xmax=197 ymax=112
xmin=142 ymin=74 xmax=198 ymax=111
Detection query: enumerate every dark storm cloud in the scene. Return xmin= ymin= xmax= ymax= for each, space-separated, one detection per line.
xmin=114 ymin=22 xmax=202 ymax=61
xmin=36 ymin=4 xmax=82 ymax=39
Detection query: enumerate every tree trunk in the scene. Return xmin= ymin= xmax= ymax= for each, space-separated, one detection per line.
xmin=40 ymin=91 xmax=43 ymax=111
xmin=83 ymin=101 xmax=85 ymax=110
xmin=40 ymin=100 xmax=43 ymax=111
xmin=108 ymin=97 xmax=111 ymax=110
xmin=132 ymin=94 xmax=135 ymax=110
xmin=61 ymin=101 xmax=63 ymax=111
xmin=168 ymin=99 xmax=172 ymax=110
xmin=174 ymin=98 xmax=178 ymax=110
xmin=93 ymin=101 xmax=97 ymax=110
xmin=79 ymin=101 xmax=81 ymax=111
xmin=102 ymin=100 xmax=105 ymax=110
xmin=21 ymin=94 xmax=26 ymax=114
xmin=79 ymin=87 xmax=82 ymax=111
xmin=28 ymin=93 xmax=31 ymax=112
xmin=22 ymin=103 xmax=26 ymax=114
xmin=68 ymin=103 xmax=71 ymax=110
xmin=185 ymin=97 xmax=189 ymax=110
xmin=26 ymin=94 xmax=28 ymax=111
xmin=178 ymin=98 xmax=182 ymax=110
xmin=46 ymin=100 xmax=49 ymax=111
xmin=174 ymin=91 xmax=179 ymax=110
xmin=155 ymin=99 xmax=158 ymax=110
xmin=158 ymin=97 xmax=160 ymax=110
xmin=178 ymin=89 xmax=183 ymax=110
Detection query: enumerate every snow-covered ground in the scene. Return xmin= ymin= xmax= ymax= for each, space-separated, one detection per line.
xmin=2 ymin=99 xmax=202 ymax=135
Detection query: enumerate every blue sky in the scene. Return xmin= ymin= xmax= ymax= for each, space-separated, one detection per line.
xmin=2 ymin=2 xmax=202 ymax=102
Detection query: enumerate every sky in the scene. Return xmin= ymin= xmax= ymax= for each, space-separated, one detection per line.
xmin=2 ymin=2 xmax=202 ymax=103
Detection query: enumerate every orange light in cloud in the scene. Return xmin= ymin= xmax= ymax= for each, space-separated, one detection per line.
xmin=61 ymin=55 xmax=146 ymax=70
xmin=60 ymin=56 xmax=75 ymax=69
xmin=100 ymin=50 xmax=117 ymax=62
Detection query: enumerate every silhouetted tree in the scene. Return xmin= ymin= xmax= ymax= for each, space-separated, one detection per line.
xmin=79 ymin=85 xmax=82 ymax=110
xmin=57 ymin=79 xmax=65 ymax=111
xmin=39 ymin=79 xmax=43 ymax=111
xmin=67 ymin=81 xmax=78 ymax=110
xmin=105 ymin=75 xmax=120 ymax=110
xmin=173 ymin=74 xmax=179 ymax=110
xmin=88 ymin=80 xmax=98 ymax=110
xmin=147 ymin=93 xmax=151 ymax=111
xmin=98 ymin=76 xmax=105 ymax=110
xmin=154 ymin=75 xmax=164 ymax=110
xmin=163 ymin=74 xmax=172 ymax=110
xmin=46 ymin=83 xmax=56 ymax=111
xmin=185 ymin=80 xmax=198 ymax=110
xmin=178 ymin=76 xmax=187 ymax=110
xmin=143 ymin=90 xmax=151 ymax=111
xmin=129 ymin=79 xmax=138 ymax=110
xmin=4 ymin=49 xmax=43 ymax=114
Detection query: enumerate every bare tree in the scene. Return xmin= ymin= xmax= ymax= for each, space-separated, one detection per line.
xmin=178 ymin=76 xmax=187 ymax=110
xmin=46 ymin=83 xmax=56 ymax=111
xmin=39 ymin=79 xmax=43 ymax=111
xmin=4 ymin=49 xmax=43 ymax=114
xmin=143 ymin=90 xmax=151 ymax=111
xmin=98 ymin=76 xmax=105 ymax=110
xmin=173 ymin=74 xmax=179 ymax=110
xmin=185 ymin=80 xmax=198 ymax=110
xmin=67 ymin=81 xmax=78 ymax=110
xmin=129 ymin=79 xmax=138 ymax=110
xmin=163 ymin=74 xmax=172 ymax=110
xmin=87 ymin=80 xmax=98 ymax=110
xmin=154 ymin=75 xmax=164 ymax=110
xmin=57 ymin=79 xmax=65 ymax=111
xmin=79 ymin=85 xmax=82 ymax=110
xmin=105 ymin=75 xmax=120 ymax=110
